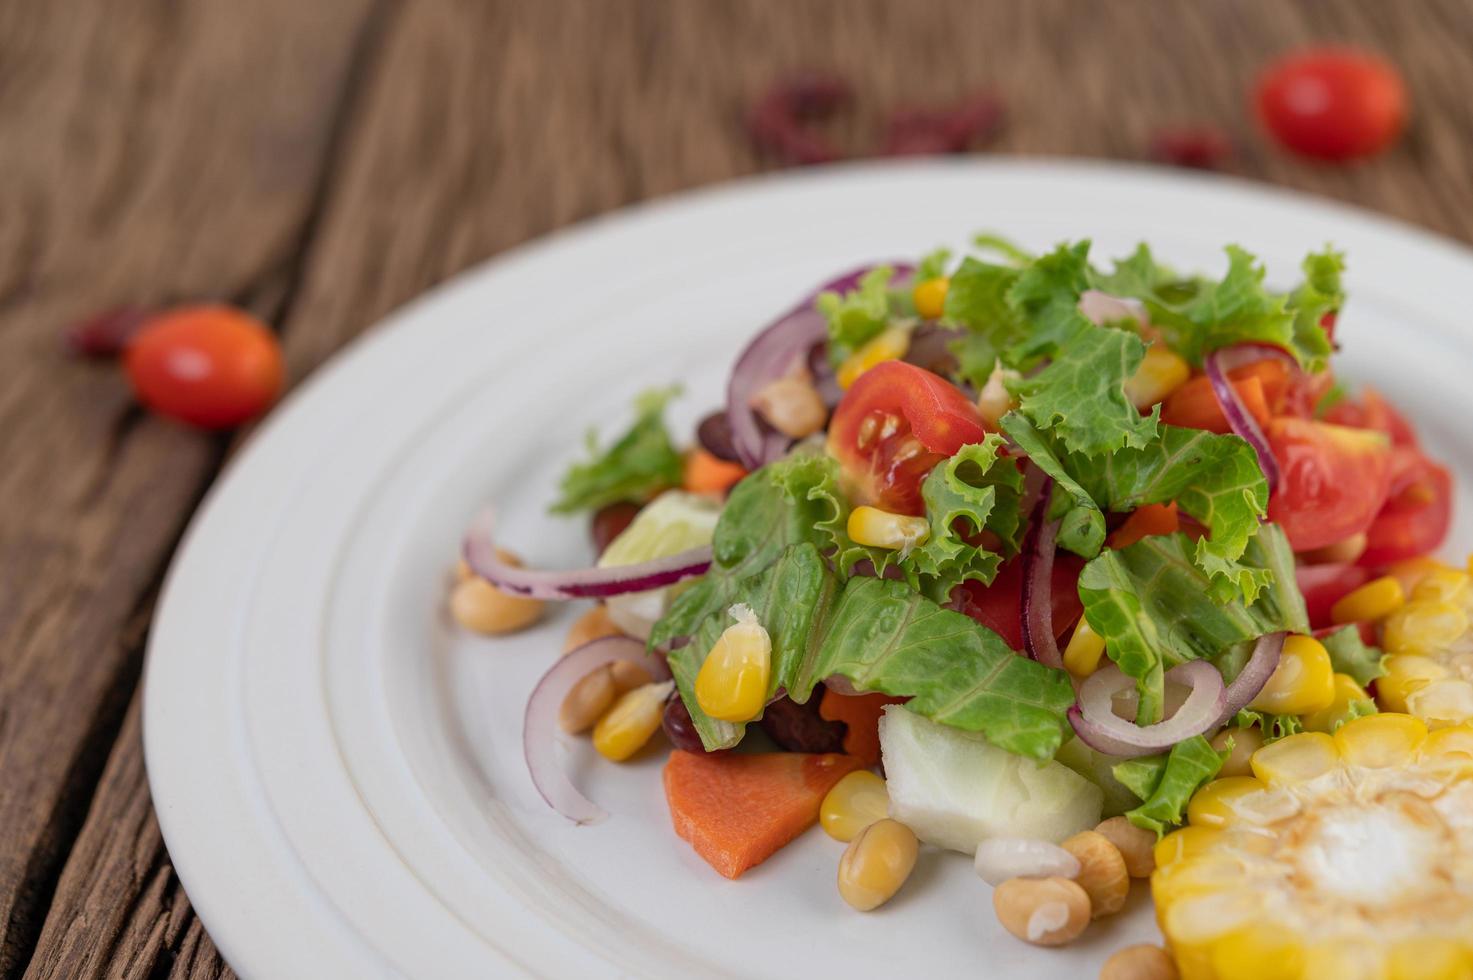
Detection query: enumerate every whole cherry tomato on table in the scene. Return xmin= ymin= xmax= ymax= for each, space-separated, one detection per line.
xmin=123 ymin=305 xmax=284 ymax=429
xmin=1256 ymin=48 xmax=1407 ymax=161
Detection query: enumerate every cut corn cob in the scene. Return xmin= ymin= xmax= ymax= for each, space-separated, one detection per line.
xmin=1153 ymin=715 xmax=1473 ymax=980
xmin=1377 ymin=566 xmax=1473 ymax=730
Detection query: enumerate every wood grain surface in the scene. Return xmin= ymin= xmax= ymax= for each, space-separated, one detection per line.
xmin=3 ymin=1 xmax=1472 ymax=975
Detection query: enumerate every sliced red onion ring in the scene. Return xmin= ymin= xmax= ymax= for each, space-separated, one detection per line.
xmin=1078 ymin=290 xmax=1147 ymax=327
xmin=1215 ymin=631 xmax=1286 ymax=726
xmin=1020 ymin=478 xmax=1063 ymax=668
xmin=464 ymin=508 xmax=711 ymax=600
xmin=726 ymin=263 xmax=913 ymax=469
xmin=1204 ymin=347 xmax=1282 ymax=494
xmin=974 ymin=838 xmax=1082 ymax=886
xmin=524 ymin=636 xmax=664 ymax=824
xmin=1067 ymin=660 xmax=1227 ymax=757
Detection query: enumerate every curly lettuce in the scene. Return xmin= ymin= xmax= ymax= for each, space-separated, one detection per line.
xmin=551 ymin=386 xmax=684 ymax=514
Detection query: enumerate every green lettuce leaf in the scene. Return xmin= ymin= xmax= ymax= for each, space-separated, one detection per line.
xmin=1078 ymin=525 xmax=1308 ymax=724
xmin=817 ymin=265 xmax=904 ymax=367
xmin=1000 ymin=414 xmax=1270 ymax=599
xmin=916 ymin=247 xmax=953 ymax=282
xmin=666 ymin=543 xmax=1077 ymax=760
xmin=971 ymin=232 xmax=1034 ymax=265
xmin=1113 ymin=735 xmax=1227 ymax=836
xmin=551 ymin=386 xmax=684 ymax=514
xmin=942 ymin=257 xmax=1028 ymax=387
xmin=1321 ymin=624 xmax=1387 ymax=688
xmin=1230 ymin=709 xmax=1304 ymax=743
xmin=1288 ymin=247 xmax=1343 ymax=371
xmin=648 ymin=451 xmax=841 ymax=649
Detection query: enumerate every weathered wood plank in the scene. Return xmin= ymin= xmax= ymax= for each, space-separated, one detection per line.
xmin=0 ymin=0 xmax=378 ymax=974
xmin=15 ymin=0 xmax=1473 ymax=976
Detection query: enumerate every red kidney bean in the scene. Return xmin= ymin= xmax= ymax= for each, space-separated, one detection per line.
xmin=663 ymin=693 xmax=721 ymax=753
xmin=696 ymin=411 xmax=740 ymax=462
xmin=590 ymin=501 xmax=641 ymax=556
xmin=758 ymin=695 xmax=847 ymax=753
xmin=1149 ymin=127 xmax=1232 ymax=169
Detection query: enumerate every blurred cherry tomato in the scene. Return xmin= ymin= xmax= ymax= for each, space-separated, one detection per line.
xmin=1256 ymin=48 xmax=1407 ymax=161
xmin=123 ymin=305 xmax=283 ymax=429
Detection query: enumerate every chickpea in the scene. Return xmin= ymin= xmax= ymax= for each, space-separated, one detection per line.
xmin=1059 ymin=831 xmax=1129 ymax=918
xmin=750 ymin=374 xmax=827 ymax=440
xmin=1099 ymin=944 xmax=1180 ymax=980
xmin=1094 ymin=816 xmax=1157 ymax=878
xmin=993 ymin=876 xmax=1090 ymax=947
xmin=837 ymin=818 xmax=919 ymax=911
xmin=1209 ymin=725 xmax=1264 ymax=779
xmin=562 ymin=604 xmax=624 ymax=654
xmin=558 ymin=667 xmax=617 ymax=734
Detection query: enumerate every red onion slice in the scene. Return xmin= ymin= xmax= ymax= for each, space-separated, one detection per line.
xmin=1078 ymin=290 xmax=1147 ymax=327
xmin=464 ymin=508 xmax=711 ymax=600
xmin=1204 ymin=347 xmax=1281 ymax=494
xmin=1020 ymin=479 xmax=1063 ymax=668
xmin=726 ymin=263 xmax=913 ymax=469
xmin=524 ymin=636 xmax=665 ymax=823
xmin=1215 ymin=631 xmax=1286 ymax=726
xmin=1067 ymin=660 xmax=1227 ymax=757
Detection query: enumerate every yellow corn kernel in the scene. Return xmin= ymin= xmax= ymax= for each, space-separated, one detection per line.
xmin=1124 ymin=344 xmax=1191 ymax=410
xmin=1247 ymin=635 xmax=1335 ymax=716
xmin=1304 ymin=942 xmax=1386 ymax=980
xmin=820 ymin=770 xmax=890 ymax=842
xmin=1250 ymin=731 xmax=1340 ymax=786
xmin=846 ymin=505 xmax=930 ymax=552
xmin=1154 ymin=825 xmax=1224 ymax=869
xmin=1411 ymin=567 xmax=1472 ymax=604
xmin=1333 ymin=712 xmax=1428 ymax=769
xmin=912 ymin=276 xmax=949 ymax=320
xmin=837 ymin=818 xmax=919 ymax=911
xmin=1407 ymin=677 xmax=1473 ymax=729
xmin=592 ymin=680 xmax=674 ymax=761
xmin=1330 ymin=575 xmax=1405 ymax=625
xmin=1062 ymin=619 xmax=1106 ymax=678
xmin=1388 ymin=938 xmax=1472 ymax=980
xmin=694 ymin=604 xmax=771 ymax=723
xmin=1420 ymin=723 xmax=1473 ymax=777
xmin=1300 ymin=673 xmax=1371 ymax=733
xmin=1187 ymin=776 xmax=1267 ymax=828
xmin=1382 ymin=599 xmax=1469 ymax=656
xmin=837 ymin=327 xmax=910 ymax=389
xmin=1161 ymin=884 xmax=1262 ymax=945
xmin=1378 ymin=654 xmax=1450 ymax=712
xmin=1210 ymin=923 xmax=1305 ymax=980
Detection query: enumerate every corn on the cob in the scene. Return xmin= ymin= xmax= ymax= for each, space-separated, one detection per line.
xmin=1154 ymin=714 xmax=1473 ymax=980
xmin=1378 ymin=566 xmax=1473 ymax=729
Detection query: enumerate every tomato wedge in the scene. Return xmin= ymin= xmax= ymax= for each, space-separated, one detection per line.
xmin=1324 ymin=387 xmax=1419 ymax=448
xmin=1266 ymin=417 xmax=1393 ymax=552
xmin=1296 ymin=562 xmax=1374 ymax=630
xmin=827 ymin=361 xmax=988 ymax=515
xmin=1359 ymin=447 xmax=1453 ymax=565
xmin=949 ymin=553 xmax=1084 ymax=652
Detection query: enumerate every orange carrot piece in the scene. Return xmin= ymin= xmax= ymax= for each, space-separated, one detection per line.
xmin=818 ymin=689 xmax=909 ymax=767
xmin=663 ymin=750 xmax=862 ymax=879
xmin=1108 ymin=502 xmax=1180 ymax=550
xmin=683 ymin=449 xmax=747 ymax=495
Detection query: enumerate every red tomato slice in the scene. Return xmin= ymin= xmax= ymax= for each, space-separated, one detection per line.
xmin=1359 ymin=448 xmax=1452 ymax=566
xmin=1296 ymin=562 xmax=1374 ymax=630
xmin=1160 ymin=359 xmax=1288 ymax=433
xmin=1267 ymin=418 xmax=1393 ymax=552
xmin=949 ymin=553 xmax=1084 ymax=652
xmin=828 ymin=361 xmax=988 ymax=515
xmin=1324 ymin=387 xmax=1419 ymax=448
xmin=1255 ymin=48 xmax=1407 ymax=161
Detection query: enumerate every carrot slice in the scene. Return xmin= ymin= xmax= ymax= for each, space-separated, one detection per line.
xmin=1108 ymin=502 xmax=1180 ymax=550
xmin=818 ymin=689 xmax=909 ymax=767
xmin=682 ymin=449 xmax=747 ymax=494
xmin=663 ymin=750 xmax=862 ymax=879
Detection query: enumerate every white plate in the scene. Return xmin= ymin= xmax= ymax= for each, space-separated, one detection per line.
xmin=144 ymin=159 xmax=1473 ymax=979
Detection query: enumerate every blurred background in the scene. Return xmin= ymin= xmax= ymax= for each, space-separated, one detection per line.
xmin=2 ymin=1 xmax=1469 ymax=976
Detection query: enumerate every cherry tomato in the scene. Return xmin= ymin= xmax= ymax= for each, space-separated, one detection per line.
xmin=948 ymin=553 xmax=1085 ymax=652
xmin=1256 ymin=48 xmax=1407 ymax=161
xmin=1324 ymin=387 xmax=1418 ymax=447
xmin=1295 ymin=562 xmax=1374 ymax=630
xmin=827 ymin=361 xmax=988 ymax=515
xmin=1266 ymin=417 xmax=1392 ymax=552
xmin=123 ymin=305 xmax=283 ymax=429
xmin=1359 ymin=448 xmax=1452 ymax=565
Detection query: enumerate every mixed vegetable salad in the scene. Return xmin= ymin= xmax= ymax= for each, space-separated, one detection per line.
xmin=452 ymin=235 xmax=1473 ymax=979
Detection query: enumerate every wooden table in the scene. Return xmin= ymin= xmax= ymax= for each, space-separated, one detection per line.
xmin=4 ymin=1 xmax=1472 ymax=975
